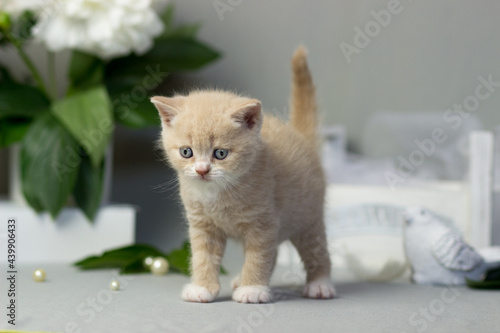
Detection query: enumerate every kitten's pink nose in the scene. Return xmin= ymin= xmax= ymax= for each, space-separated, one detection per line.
xmin=196 ymin=166 xmax=210 ymax=177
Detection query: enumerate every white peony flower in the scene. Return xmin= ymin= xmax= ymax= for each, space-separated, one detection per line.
xmin=32 ymin=0 xmax=164 ymax=59
xmin=0 ymin=0 xmax=45 ymax=18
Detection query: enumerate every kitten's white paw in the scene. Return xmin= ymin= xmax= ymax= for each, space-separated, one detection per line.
xmin=303 ymin=278 xmax=336 ymax=299
xmin=181 ymin=284 xmax=218 ymax=303
xmin=233 ymin=285 xmax=272 ymax=303
xmin=230 ymin=275 xmax=241 ymax=290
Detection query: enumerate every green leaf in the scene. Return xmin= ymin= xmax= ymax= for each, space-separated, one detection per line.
xmin=103 ymin=244 xmax=165 ymax=258
xmin=105 ymin=37 xmax=220 ymax=84
xmin=0 ymin=64 xmax=14 ymax=83
xmin=75 ymin=244 xmax=168 ymax=275
xmin=0 ymin=82 xmax=50 ymax=118
xmin=160 ymin=4 xmax=175 ymax=30
xmin=21 ymin=113 xmax=80 ymax=217
xmin=75 ymin=244 xmax=164 ymax=269
xmin=485 ymin=267 xmax=500 ymax=281
xmin=169 ymin=23 xmax=201 ymax=38
xmin=51 ymin=86 xmax=113 ymax=168
xmin=73 ymin=153 xmax=105 ymax=221
xmin=466 ymin=278 xmax=500 ymax=289
xmin=166 ymin=241 xmax=191 ymax=275
xmin=68 ymin=51 xmax=104 ymax=94
xmin=120 ymin=257 xmax=150 ymax=274
xmin=147 ymin=38 xmax=221 ymax=71
xmin=74 ymin=255 xmax=131 ymax=270
xmin=113 ymin=99 xmax=160 ymax=128
xmin=0 ymin=12 xmax=11 ymax=32
xmin=158 ymin=5 xmax=200 ymax=39
xmin=7 ymin=10 xmax=36 ymax=44
xmin=74 ymin=242 xmax=227 ymax=276
xmin=466 ymin=267 xmax=500 ymax=289
xmin=0 ymin=118 xmax=32 ymax=147
xmin=106 ymin=81 xmax=160 ymax=128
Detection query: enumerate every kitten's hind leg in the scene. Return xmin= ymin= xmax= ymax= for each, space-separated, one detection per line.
xmin=291 ymin=223 xmax=336 ymax=299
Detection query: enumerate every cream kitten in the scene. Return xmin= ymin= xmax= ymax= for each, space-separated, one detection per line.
xmin=151 ymin=47 xmax=335 ymax=303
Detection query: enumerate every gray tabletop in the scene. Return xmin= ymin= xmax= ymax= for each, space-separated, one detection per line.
xmin=2 ymin=262 xmax=499 ymax=333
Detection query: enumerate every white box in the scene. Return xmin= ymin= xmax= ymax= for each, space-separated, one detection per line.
xmin=0 ymin=201 xmax=136 ymax=263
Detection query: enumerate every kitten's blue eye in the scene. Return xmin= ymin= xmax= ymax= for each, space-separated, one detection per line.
xmin=180 ymin=147 xmax=193 ymax=158
xmin=214 ymin=149 xmax=228 ymax=160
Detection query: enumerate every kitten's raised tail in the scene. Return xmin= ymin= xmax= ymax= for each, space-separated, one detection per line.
xmin=290 ymin=46 xmax=318 ymax=145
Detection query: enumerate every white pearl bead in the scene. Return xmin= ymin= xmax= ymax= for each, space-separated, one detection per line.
xmin=143 ymin=256 xmax=154 ymax=269
xmin=33 ymin=269 xmax=46 ymax=282
xmin=151 ymin=257 xmax=169 ymax=275
xmin=110 ymin=280 xmax=120 ymax=291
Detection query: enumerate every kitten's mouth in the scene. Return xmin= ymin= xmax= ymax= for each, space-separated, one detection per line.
xmin=197 ymin=174 xmax=211 ymax=181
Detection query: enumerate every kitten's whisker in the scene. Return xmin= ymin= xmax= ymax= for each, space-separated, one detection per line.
xmin=151 ymin=177 xmax=179 ymax=194
xmin=151 ymin=177 xmax=178 ymax=189
xmin=217 ymin=174 xmax=238 ymax=196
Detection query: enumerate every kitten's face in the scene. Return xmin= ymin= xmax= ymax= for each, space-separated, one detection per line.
xmin=152 ymin=91 xmax=263 ymax=188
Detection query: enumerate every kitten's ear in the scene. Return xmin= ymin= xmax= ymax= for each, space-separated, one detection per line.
xmin=231 ymin=99 xmax=262 ymax=130
xmin=151 ymin=96 xmax=182 ymax=126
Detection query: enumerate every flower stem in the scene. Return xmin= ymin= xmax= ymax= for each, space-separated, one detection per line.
xmin=6 ymin=35 xmax=49 ymax=99
xmin=48 ymin=51 xmax=57 ymax=99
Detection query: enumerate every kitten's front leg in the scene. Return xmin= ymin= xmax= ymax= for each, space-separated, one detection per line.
xmin=182 ymin=224 xmax=226 ymax=303
xmin=232 ymin=236 xmax=277 ymax=304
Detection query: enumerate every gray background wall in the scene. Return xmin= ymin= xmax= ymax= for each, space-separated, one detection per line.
xmin=170 ymin=0 xmax=500 ymax=146
xmin=1 ymin=0 xmax=499 ymax=249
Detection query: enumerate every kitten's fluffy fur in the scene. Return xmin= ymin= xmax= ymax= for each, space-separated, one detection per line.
xmin=151 ymin=47 xmax=335 ymax=303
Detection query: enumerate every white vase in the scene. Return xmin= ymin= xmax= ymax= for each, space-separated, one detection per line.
xmin=8 ymin=144 xmax=26 ymax=205
xmin=0 ymin=201 xmax=136 ymax=263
